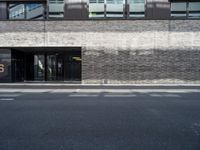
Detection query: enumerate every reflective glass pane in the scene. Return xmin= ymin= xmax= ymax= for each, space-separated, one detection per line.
xmin=26 ymin=4 xmax=44 ymax=19
xmin=129 ymin=0 xmax=145 ymax=18
xmin=47 ymin=55 xmax=57 ymax=81
xmin=9 ymin=4 xmax=25 ymax=19
xmin=171 ymin=3 xmax=187 ymax=17
xmin=189 ymin=2 xmax=200 ymax=18
xmin=106 ymin=0 xmax=124 ymax=18
xmin=89 ymin=0 xmax=105 ymax=18
xmin=9 ymin=3 xmax=44 ymax=20
xmin=49 ymin=0 xmax=64 ymax=18
xmin=34 ymin=55 xmax=45 ymax=81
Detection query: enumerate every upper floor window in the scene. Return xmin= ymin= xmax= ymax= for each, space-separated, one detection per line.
xmin=88 ymin=0 xmax=145 ymax=18
xmin=189 ymin=2 xmax=200 ymax=18
xmin=171 ymin=2 xmax=187 ymax=17
xmin=129 ymin=0 xmax=145 ymax=18
xmin=49 ymin=0 xmax=64 ymax=18
xmin=106 ymin=0 xmax=124 ymax=18
xmin=89 ymin=0 xmax=104 ymax=18
xmin=171 ymin=2 xmax=200 ymax=19
xmin=9 ymin=3 xmax=44 ymax=20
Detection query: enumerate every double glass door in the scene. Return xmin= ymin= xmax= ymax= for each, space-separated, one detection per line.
xmin=33 ymin=52 xmax=81 ymax=82
xmin=34 ymin=54 xmax=64 ymax=81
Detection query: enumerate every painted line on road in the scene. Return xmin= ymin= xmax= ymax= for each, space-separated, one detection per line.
xmin=0 ymin=94 xmax=21 ymax=97
xmin=104 ymin=94 xmax=137 ymax=97
xmin=0 ymin=98 xmax=14 ymax=101
xmin=69 ymin=94 xmax=99 ymax=97
xmin=150 ymin=94 xmax=181 ymax=97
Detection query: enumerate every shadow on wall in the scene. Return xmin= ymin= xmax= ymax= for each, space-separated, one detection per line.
xmin=82 ymin=49 xmax=200 ymax=84
xmin=64 ymin=2 xmax=88 ymax=19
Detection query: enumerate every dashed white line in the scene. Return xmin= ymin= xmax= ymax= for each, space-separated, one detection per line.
xmin=104 ymin=94 xmax=137 ymax=97
xmin=0 ymin=98 xmax=14 ymax=101
xmin=69 ymin=94 xmax=99 ymax=97
xmin=0 ymin=94 xmax=21 ymax=97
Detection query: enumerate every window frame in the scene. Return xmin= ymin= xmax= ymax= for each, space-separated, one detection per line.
xmin=170 ymin=1 xmax=200 ymax=19
xmin=87 ymin=0 xmax=146 ymax=19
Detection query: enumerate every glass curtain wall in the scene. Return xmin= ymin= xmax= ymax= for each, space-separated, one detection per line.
xmin=49 ymin=0 xmax=64 ymax=18
xmin=188 ymin=2 xmax=200 ymax=18
xmin=9 ymin=3 xmax=44 ymax=19
xmin=171 ymin=2 xmax=187 ymax=17
xmin=89 ymin=0 xmax=105 ymax=18
xmin=89 ymin=0 xmax=145 ymax=18
xmin=129 ymin=0 xmax=145 ymax=18
xmin=106 ymin=0 xmax=124 ymax=18
xmin=171 ymin=2 xmax=200 ymax=18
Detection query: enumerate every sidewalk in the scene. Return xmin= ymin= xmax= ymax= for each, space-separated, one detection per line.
xmin=0 ymin=83 xmax=200 ymax=89
xmin=0 ymin=83 xmax=200 ymax=93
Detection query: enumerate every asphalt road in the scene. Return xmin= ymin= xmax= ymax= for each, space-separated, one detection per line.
xmin=0 ymin=89 xmax=200 ymax=150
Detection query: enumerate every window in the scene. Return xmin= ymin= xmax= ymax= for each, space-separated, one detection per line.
xmin=171 ymin=2 xmax=200 ymax=19
xmin=189 ymin=2 xmax=200 ymax=18
xmin=6 ymin=0 xmax=148 ymax=20
xmin=89 ymin=0 xmax=105 ymax=18
xmin=106 ymin=0 xmax=124 ymax=18
xmin=9 ymin=4 xmax=25 ymax=19
xmin=129 ymin=0 xmax=145 ymax=18
xmin=9 ymin=3 xmax=44 ymax=20
xmin=49 ymin=0 xmax=64 ymax=18
xmin=89 ymin=0 xmax=146 ymax=19
xmin=171 ymin=2 xmax=187 ymax=17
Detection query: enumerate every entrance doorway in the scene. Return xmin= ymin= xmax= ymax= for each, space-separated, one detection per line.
xmin=11 ymin=48 xmax=81 ymax=82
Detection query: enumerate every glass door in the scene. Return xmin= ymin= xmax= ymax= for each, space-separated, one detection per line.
xmin=56 ymin=55 xmax=64 ymax=81
xmin=46 ymin=54 xmax=64 ymax=81
xmin=33 ymin=51 xmax=81 ymax=82
xmin=34 ymin=54 xmax=45 ymax=81
xmin=47 ymin=54 xmax=57 ymax=81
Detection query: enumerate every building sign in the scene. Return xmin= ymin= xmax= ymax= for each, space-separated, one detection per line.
xmin=0 ymin=49 xmax=11 ymax=82
xmin=0 ymin=64 xmax=5 ymax=73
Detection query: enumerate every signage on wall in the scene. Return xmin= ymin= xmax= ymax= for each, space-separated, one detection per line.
xmin=0 ymin=64 xmax=5 ymax=73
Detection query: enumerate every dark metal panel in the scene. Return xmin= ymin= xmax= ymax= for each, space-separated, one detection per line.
xmin=64 ymin=0 xmax=88 ymax=19
xmin=146 ymin=0 xmax=170 ymax=19
xmin=146 ymin=0 xmax=154 ymax=19
xmin=0 ymin=2 xmax=7 ymax=19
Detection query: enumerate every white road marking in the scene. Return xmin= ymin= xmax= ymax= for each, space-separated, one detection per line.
xmin=69 ymin=94 xmax=99 ymax=97
xmin=0 ymin=94 xmax=20 ymax=101
xmin=164 ymin=94 xmax=181 ymax=97
xmin=50 ymin=89 xmax=77 ymax=93
xmin=105 ymin=94 xmax=137 ymax=97
xmin=0 ymin=94 xmax=21 ymax=97
xmin=150 ymin=94 xmax=180 ymax=97
xmin=0 ymin=98 xmax=14 ymax=101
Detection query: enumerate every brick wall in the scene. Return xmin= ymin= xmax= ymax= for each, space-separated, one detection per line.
xmin=82 ymin=49 xmax=200 ymax=84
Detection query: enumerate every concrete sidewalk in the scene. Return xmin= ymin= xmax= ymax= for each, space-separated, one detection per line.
xmin=0 ymin=83 xmax=200 ymax=90
xmin=0 ymin=84 xmax=200 ymax=93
